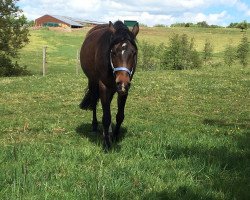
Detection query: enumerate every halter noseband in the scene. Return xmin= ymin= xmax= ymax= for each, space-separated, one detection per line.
xmin=113 ymin=67 xmax=133 ymax=76
xmin=110 ymin=52 xmax=133 ymax=77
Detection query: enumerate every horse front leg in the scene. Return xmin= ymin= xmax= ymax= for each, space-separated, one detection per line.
xmin=113 ymin=94 xmax=128 ymax=141
xmin=99 ymin=81 xmax=114 ymax=150
xmin=92 ymin=106 xmax=98 ymax=132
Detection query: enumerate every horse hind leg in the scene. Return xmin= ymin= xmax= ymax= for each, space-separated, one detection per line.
xmin=92 ymin=100 xmax=98 ymax=132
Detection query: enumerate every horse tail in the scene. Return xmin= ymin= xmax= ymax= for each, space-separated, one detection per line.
xmin=79 ymin=82 xmax=99 ymax=110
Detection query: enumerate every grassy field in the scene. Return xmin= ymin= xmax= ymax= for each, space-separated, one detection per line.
xmin=139 ymin=27 xmax=247 ymax=52
xmin=0 ymin=27 xmax=250 ymax=199
xmin=17 ymin=26 xmax=249 ymax=75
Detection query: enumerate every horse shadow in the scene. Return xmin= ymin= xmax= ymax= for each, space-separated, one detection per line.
xmin=143 ymin=186 xmax=215 ymax=200
xmin=75 ymin=122 xmax=127 ymax=152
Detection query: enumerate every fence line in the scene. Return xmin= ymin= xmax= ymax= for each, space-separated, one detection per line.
xmin=38 ymin=47 xmax=81 ymax=76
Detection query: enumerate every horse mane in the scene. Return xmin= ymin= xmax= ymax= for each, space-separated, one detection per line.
xmin=110 ymin=21 xmax=137 ymax=49
xmin=85 ymin=21 xmax=137 ymax=50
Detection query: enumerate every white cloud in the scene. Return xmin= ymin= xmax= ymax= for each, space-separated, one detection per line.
xmin=102 ymin=12 xmax=173 ymax=27
xmin=235 ymin=1 xmax=250 ymax=16
xmin=168 ymin=11 xmax=229 ymax=25
xmin=18 ymin=0 xmax=250 ymax=26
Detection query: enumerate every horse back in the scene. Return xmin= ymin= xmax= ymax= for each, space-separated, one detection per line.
xmin=80 ymin=24 xmax=111 ymax=81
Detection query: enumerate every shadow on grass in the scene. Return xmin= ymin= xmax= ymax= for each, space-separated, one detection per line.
xmin=203 ymin=118 xmax=250 ymax=129
xmin=75 ymin=122 xmax=127 ymax=152
xmin=144 ymin=186 xmax=215 ymax=200
xmin=144 ymin=118 xmax=250 ymax=199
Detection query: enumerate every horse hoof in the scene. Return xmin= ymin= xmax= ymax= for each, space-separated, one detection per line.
xmin=112 ymin=134 xmax=119 ymax=142
xmin=103 ymin=135 xmax=112 ymax=151
xmin=103 ymin=142 xmax=111 ymax=152
xmin=92 ymin=127 xmax=98 ymax=132
xmin=92 ymin=123 xmax=98 ymax=132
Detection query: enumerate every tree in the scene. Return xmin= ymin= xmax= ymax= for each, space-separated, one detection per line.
xmin=236 ymin=34 xmax=249 ymax=67
xmin=27 ymin=20 xmax=35 ymax=27
xmin=227 ymin=22 xmax=238 ymax=28
xmin=237 ymin=20 xmax=248 ymax=32
xmin=197 ymin=21 xmax=209 ymax=28
xmin=0 ymin=0 xmax=30 ymax=76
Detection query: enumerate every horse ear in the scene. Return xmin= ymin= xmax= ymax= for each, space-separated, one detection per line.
xmin=132 ymin=23 xmax=139 ymax=37
xmin=109 ymin=21 xmax=115 ymax=33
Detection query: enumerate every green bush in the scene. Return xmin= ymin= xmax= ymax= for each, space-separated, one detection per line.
xmin=223 ymin=44 xmax=236 ymax=67
xmin=236 ymin=34 xmax=249 ymax=67
xmin=138 ymin=40 xmax=158 ymax=71
xmin=203 ymin=39 xmax=213 ymax=65
xmin=137 ymin=35 xmax=202 ymax=70
xmin=161 ymin=34 xmax=202 ymax=70
xmin=0 ymin=55 xmax=30 ymax=76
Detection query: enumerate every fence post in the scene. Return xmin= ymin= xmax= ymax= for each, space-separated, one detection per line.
xmin=42 ymin=46 xmax=47 ymax=76
xmin=76 ymin=49 xmax=80 ymax=75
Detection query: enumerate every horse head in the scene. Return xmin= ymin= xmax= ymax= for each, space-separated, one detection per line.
xmin=109 ymin=21 xmax=139 ymax=96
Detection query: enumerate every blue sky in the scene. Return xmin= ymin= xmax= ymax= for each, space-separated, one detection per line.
xmin=18 ymin=0 xmax=250 ymax=26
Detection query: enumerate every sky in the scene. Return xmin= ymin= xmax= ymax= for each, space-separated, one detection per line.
xmin=17 ymin=0 xmax=250 ymax=27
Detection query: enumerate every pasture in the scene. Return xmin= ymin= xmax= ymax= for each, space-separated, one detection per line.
xmin=0 ymin=27 xmax=249 ymax=199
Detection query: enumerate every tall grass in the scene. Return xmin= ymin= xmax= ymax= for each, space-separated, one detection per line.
xmin=1 ymin=67 xmax=249 ymax=199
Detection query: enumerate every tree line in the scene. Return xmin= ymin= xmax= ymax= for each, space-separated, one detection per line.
xmin=154 ymin=20 xmax=249 ymax=31
xmin=227 ymin=20 xmax=249 ymax=31
xmin=170 ymin=21 xmax=222 ymax=28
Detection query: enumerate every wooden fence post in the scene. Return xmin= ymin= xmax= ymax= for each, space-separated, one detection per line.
xmin=43 ymin=46 xmax=47 ymax=76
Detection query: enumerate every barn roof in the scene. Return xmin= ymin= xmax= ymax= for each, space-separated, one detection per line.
xmin=51 ymin=15 xmax=83 ymax=27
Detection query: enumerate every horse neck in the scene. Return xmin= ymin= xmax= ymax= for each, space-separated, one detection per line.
xmin=86 ymin=24 xmax=109 ymax=37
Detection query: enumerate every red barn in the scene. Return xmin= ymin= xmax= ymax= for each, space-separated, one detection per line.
xmin=35 ymin=14 xmax=84 ymax=28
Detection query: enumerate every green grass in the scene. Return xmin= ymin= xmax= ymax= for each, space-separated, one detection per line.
xmin=0 ymin=27 xmax=250 ymax=199
xmin=18 ymin=28 xmax=89 ymax=75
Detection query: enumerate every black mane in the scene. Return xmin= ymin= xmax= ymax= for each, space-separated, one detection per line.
xmin=110 ymin=21 xmax=137 ymax=49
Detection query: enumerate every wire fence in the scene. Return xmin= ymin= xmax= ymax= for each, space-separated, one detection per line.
xmin=19 ymin=46 xmax=81 ymax=76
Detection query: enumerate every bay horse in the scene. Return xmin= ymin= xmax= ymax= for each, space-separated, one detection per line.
xmin=79 ymin=21 xmax=139 ymax=150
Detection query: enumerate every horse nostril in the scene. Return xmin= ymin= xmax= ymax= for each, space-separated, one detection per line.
xmin=116 ymin=82 xmax=130 ymax=94
xmin=116 ymin=81 xmax=122 ymax=87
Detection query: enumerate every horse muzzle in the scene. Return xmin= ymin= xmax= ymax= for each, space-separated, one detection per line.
xmin=116 ymin=81 xmax=131 ymax=96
